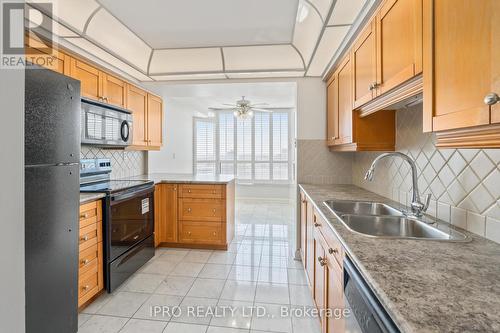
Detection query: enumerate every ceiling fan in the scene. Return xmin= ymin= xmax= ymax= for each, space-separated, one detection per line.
xmin=208 ymin=96 xmax=273 ymax=119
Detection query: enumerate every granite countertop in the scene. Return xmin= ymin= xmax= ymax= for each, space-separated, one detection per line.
xmin=80 ymin=192 xmax=105 ymax=204
xmin=299 ymin=183 xmax=500 ymax=333
xmin=126 ymin=173 xmax=235 ymax=184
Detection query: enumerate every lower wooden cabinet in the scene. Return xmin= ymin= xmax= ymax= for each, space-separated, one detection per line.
xmin=78 ymin=200 xmax=104 ymax=309
xmin=300 ymin=189 xmax=346 ymax=332
xmin=155 ymin=182 xmax=235 ymax=250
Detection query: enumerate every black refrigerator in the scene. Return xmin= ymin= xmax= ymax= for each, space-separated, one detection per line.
xmin=25 ymin=67 xmax=81 ymax=333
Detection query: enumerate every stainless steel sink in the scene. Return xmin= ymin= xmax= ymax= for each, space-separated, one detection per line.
xmin=324 ymin=200 xmax=403 ymax=216
xmin=340 ymin=215 xmax=468 ymax=241
xmin=323 ymin=200 xmax=469 ymax=241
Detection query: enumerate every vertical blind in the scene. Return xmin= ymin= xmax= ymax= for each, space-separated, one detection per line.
xmin=194 ymin=110 xmax=291 ymax=182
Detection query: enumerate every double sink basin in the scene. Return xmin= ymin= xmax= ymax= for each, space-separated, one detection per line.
xmin=324 ymin=200 xmax=469 ymax=241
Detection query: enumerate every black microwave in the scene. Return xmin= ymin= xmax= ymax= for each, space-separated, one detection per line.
xmin=81 ymin=98 xmax=133 ymax=147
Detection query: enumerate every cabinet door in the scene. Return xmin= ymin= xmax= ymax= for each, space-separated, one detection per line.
xmin=337 ymin=56 xmax=352 ymax=145
xmin=102 ymin=73 xmax=127 ymax=108
xmin=352 ymin=21 xmax=377 ymax=108
xmin=300 ymin=192 xmax=307 ymax=263
xmin=313 ymin=230 xmax=326 ymax=323
xmin=154 ymin=184 xmax=178 ymax=246
xmin=147 ymin=94 xmax=163 ymax=148
xmin=326 ymin=77 xmax=339 ymax=146
xmin=127 ymin=85 xmax=148 ymax=148
xmin=424 ymin=0 xmax=499 ymax=131
xmin=376 ymin=0 xmax=422 ymax=95
xmin=25 ymin=35 xmax=70 ymax=74
xmin=69 ymin=58 xmax=102 ymax=101
xmin=305 ymin=201 xmax=315 ymax=287
xmin=325 ymin=252 xmax=345 ymax=333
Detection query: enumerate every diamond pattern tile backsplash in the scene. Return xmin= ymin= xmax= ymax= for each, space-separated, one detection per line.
xmin=80 ymin=146 xmax=147 ymax=180
xmin=352 ymin=105 xmax=500 ymax=243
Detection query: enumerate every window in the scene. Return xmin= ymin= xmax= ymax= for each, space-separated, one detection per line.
xmin=194 ymin=110 xmax=292 ymax=183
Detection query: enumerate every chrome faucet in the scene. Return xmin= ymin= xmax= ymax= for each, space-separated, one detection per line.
xmin=364 ymin=152 xmax=431 ymax=217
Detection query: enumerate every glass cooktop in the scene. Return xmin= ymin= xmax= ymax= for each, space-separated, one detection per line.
xmin=80 ymin=179 xmax=153 ymax=194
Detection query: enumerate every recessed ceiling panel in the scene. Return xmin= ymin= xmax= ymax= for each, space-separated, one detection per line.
xmin=150 ymin=48 xmax=223 ymax=74
xmin=292 ymin=0 xmax=324 ymax=64
xmin=86 ymin=9 xmax=152 ymax=72
xmin=309 ymin=0 xmax=334 ymax=21
xmin=27 ymin=0 xmax=99 ymax=33
xmin=307 ymin=26 xmax=349 ymax=76
xmin=226 ymin=71 xmax=305 ymax=79
xmin=98 ymin=0 xmax=299 ymax=48
xmin=328 ymin=0 xmax=367 ymax=25
xmin=151 ymin=73 xmax=227 ymax=81
xmin=63 ymin=37 xmax=152 ymax=81
xmin=223 ymin=45 xmax=304 ymax=71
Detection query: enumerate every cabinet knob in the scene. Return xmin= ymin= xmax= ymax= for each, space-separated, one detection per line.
xmin=187 ymin=208 xmax=192 ymax=212
xmin=369 ymin=82 xmax=380 ymax=91
xmin=188 ymin=189 xmax=192 ymax=193
xmin=82 ymin=285 xmax=90 ymax=291
xmin=81 ymin=259 xmax=89 ymax=265
xmin=314 ymin=223 xmax=321 ymax=227
xmin=213 ymin=208 xmax=216 ymax=214
xmin=81 ymin=235 xmax=89 ymax=241
xmin=188 ymin=231 xmax=192 ymax=236
xmin=328 ymin=248 xmax=338 ymax=255
xmin=484 ymin=92 xmax=499 ymax=105
xmin=317 ymin=256 xmax=327 ymax=266
xmin=80 ymin=213 xmax=88 ymax=219
xmin=301 ymin=199 xmax=306 ymax=203
xmin=213 ymin=232 xmax=217 ymax=236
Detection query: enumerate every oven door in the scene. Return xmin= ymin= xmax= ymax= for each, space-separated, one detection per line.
xmin=108 ymin=185 xmax=154 ymax=262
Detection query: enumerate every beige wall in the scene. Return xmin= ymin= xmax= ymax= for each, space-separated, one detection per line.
xmin=352 ymin=105 xmax=500 ymax=243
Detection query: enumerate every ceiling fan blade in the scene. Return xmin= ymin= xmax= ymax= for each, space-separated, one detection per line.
xmin=251 ymin=108 xmax=273 ymax=113
xmin=222 ymin=103 xmax=239 ymax=107
xmin=249 ymin=103 xmax=269 ymax=106
xmin=208 ymin=107 xmax=237 ymax=110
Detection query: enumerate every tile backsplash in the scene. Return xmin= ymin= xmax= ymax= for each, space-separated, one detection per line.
xmin=80 ymin=146 xmax=147 ymax=179
xmin=352 ymin=105 xmax=500 ymax=243
xmin=298 ymin=139 xmax=353 ymax=185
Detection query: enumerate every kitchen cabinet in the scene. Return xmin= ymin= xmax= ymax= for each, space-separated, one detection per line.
xmin=102 ymin=73 xmax=127 ymax=108
xmin=352 ymin=21 xmax=377 ymax=108
xmin=155 ymin=182 xmax=235 ymax=250
xmin=147 ymin=93 xmax=164 ymax=149
xmin=25 ymin=35 xmax=70 ymax=75
xmin=69 ymin=58 xmax=102 ymax=101
xmin=300 ymin=194 xmax=346 ymax=333
xmin=376 ymin=0 xmax=422 ymax=95
xmin=300 ymin=191 xmax=308 ymax=262
xmin=154 ymin=184 xmax=178 ymax=246
xmin=78 ymin=200 xmax=104 ymax=309
xmin=327 ymin=55 xmax=396 ymax=151
xmin=127 ymin=84 xmax=149 ymax=148
xmin=423 ymin=0 xmax=500 ymax=147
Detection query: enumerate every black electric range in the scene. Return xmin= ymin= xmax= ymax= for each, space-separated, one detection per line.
xmin=80 ymin=158 xmax=155 ymax=292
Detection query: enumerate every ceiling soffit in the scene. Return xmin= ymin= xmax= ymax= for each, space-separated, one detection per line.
xmin=26 ymin=0 xmax=373 ymax=82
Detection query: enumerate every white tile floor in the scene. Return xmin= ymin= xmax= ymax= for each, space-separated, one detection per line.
xmin=78 ymin=200 xmax=321 ymax=333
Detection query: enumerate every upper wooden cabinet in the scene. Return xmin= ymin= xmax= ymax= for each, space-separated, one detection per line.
xmin=102 ymin=73 xmax=127 ymax=108
xmin=423 ymin=0 xmax=500 ymax=147
xmin=147 ymin=94 xmax=163 ymax=149
xmin=69 ymin=58 xmax=102 ymax=101
xmin=352 ymin=21 xmax=377 ymax=108
xmin=25 ymin=35 xmax=70 ymax=75
xmin=376 ymin=0 xmax=422 ymax=95
xmin=127 ymin=84 xmax=149 ymax=148
xmin=327 ymin=55 xmax=395 ymax=151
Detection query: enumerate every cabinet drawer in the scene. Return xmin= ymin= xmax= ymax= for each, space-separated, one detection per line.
xmin=79 ymin=243 xmax=99 ymax=275
xmin=179 ymin=184 xmax=223 ymax=199
xmin=179 ymin=198 xmax=224 ymax=222
xmin=78 ymin=265 xmax=99 ymax=300
xmin=79 ymin=223 xmax=98 ymax=252
xmin=80 ymin=200 xmax=102 ymax=227
xmin=179 ymin=221 xmax=223 ymax=244
xmin=314 ymin=210 xmax=343 ymax=267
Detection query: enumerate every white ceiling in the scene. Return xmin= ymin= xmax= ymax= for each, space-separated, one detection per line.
xmin=98 ymin=0 xmax=299 ymax=48
xmin=26 ymin=0 xmax=374 ymax=82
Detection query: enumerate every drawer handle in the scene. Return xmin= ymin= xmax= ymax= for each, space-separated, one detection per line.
xmin=80 ymin=213 xmax=89 ymax=219
xmin=328 ymin=248 xmax=338 ymax=255
xmin=82 ymin=285 xmax=90 ymax=291
xmin=188 ymin=231 xmax=192 ymax=236
xmin=317 ymin=256 xmax=327 ymax=266
xmin=314 ymin=223 xmax=321 ymax=227
xmin=301 ymin=199 xmax=306 ymax=203
xmin=187 ymin=208 xmax=192 ymax=212
xmin=212 ymin=190 xmax=216 ymax=194
xmin=81 ymin=259 xmax=89 ymax=266
xmin=213 ymin=232 xmax=217 ymax=236
xmin=81 ymin=235 xmax=89 ymax=241
xmin=212 ymin=208 xmax=216 ymax=214
xmin=188 ymin=189 xmax=192 ymax=193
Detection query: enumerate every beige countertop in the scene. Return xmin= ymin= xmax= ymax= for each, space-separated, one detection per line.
xmin=79 ymin=192 xmax=105 ymax=204
xmin=125 ymin=173 xmax=235 ymax=184
xmin=299 ymin=183 xmax=500 ymax=333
